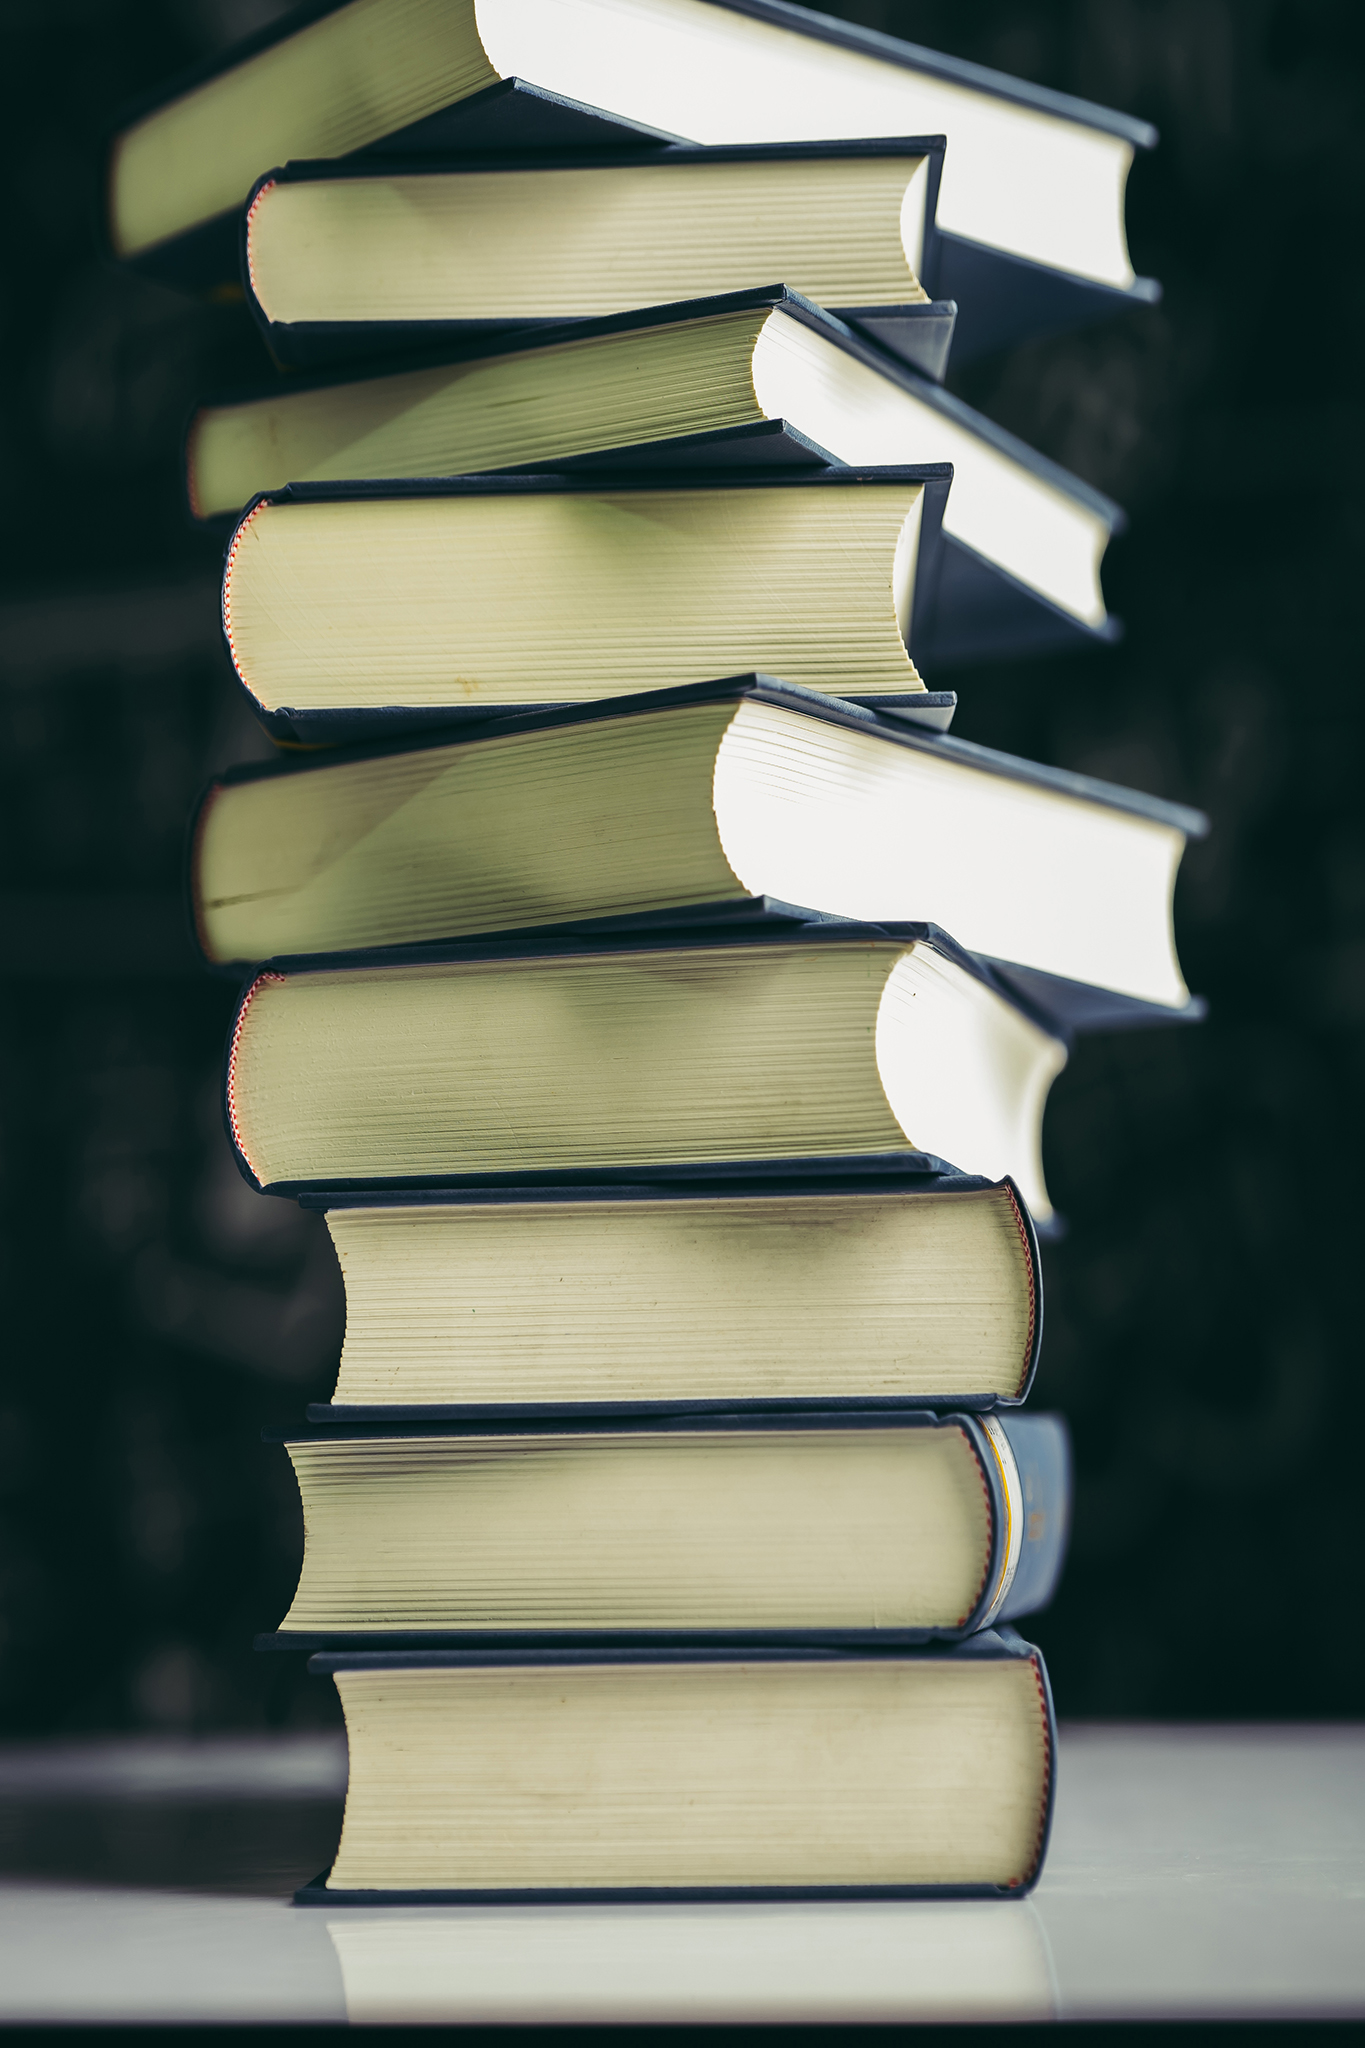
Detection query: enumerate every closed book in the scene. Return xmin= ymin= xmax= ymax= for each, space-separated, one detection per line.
xmin=221 ymin=925 xmax=1071 ymax=1223
xmin=300 ymin=1173 xmax=1043 ymax=1415
xmin=218 ymin=467 xmax=952 ymax=745
xmin=299 ymin=1631 xmax=1056 ymax=1899
xmin=261 ymin=1410 xmax=1070 ymax=1644
xmin=191 ymin=676 xmax=1205 ymax=1018
xmin=239 ymin=141 xmax=943 ymax=368
xmin=107 ymin=0 xmax=1157 ymax=359
xmin=189 ymin=285 xmax=1122 ymax=663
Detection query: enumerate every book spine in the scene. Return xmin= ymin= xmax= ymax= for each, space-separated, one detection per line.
xmin=1006 ymin=1178 xmax=1043 ymax=1402
xmin=993 ymin=1413 xmax=1072 ymax=1623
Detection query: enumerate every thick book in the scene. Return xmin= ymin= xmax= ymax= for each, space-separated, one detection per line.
xmin=222 ymin=924 xmax=1072 ymax=1223
xmin=219 ymin=468 xmax=951 ymax=745
xmin=297 ymin=1630 xmax=1056 ymax=1899
xmin=191 ymin=676 xmax=1205 ymax=1016
xmin=262 ymin=1409 xmax=1070 ymax=1644
xmin=240 ymin=141 xmax=943 ymax=370
xmin=183 ymin=286 xmax=961 ymax=514
xmin=300 ymin=1173 xmax=1043 ymax=1416
xmin=107 ymin=0 xmax=1157 ymax=359
xmin=189 ymin=285 xmax=1122 ymax=665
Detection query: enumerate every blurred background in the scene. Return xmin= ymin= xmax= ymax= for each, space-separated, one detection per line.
xmin=0 ymin=0 xmax=1360 ymax=1742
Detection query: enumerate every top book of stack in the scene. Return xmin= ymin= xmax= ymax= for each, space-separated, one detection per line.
xmin=106 ymin=0 xmax=1159 ymax=360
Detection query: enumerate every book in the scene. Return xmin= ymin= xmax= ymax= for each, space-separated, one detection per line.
xmin=184 ymin=286 xmax=956 ymax=501
xmin=297 ymin=1631 xmax=1056 ymax=1899
xmin=108 ymin=0 xmax=1158 ymax=359
xmin=222 ymin=926 xmax=1070 ymax=1222
xmin=263 ymin=1410 xmax=1070 ymax=1641
xmin=240 ymin=142 xmax=943 ymax=368
xmin=300 ymin=1173 xmax=1043 ymax=1415
xmin=190 ymin=294 xmax=964 ymax=514
xmin=220 ymin=469 xmax=950 ymax=744
xmin=191 ymin=677 xmax=1205 ymax=1015
xmin=189 ymin=285 xmax=1122 ymax=663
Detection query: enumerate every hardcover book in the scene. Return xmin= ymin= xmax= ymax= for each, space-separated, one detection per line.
xmin=240 ymin=141 xmax=944 ymax=368
xmin=299 ymin=1631 xmax=1056 ymax=1899
xmin=190 ymin=676 xmax=1206 ymax=1016
xmin=264 ymin=1409 xmax=1070 ymax=1642
xmin=189 ymin=285 xmax=1123 ymax=664
xmin=222 ymin=925 xmax=1071 ymax=1222
xmin=300 ymin=1173 xmax=1044 ymax=1415
xmin=219 ymin=468 xmax=950 ymax=743
xmin=108 ymin=0 xmax=1158 ymax=358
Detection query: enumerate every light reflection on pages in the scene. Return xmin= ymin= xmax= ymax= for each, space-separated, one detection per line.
xmin=326 ymin=1899 xmax=1056 ymax=2024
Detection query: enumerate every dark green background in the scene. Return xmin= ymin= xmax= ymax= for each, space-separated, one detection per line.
xmin=0 ymin=0 xmax=1360 ymax=1733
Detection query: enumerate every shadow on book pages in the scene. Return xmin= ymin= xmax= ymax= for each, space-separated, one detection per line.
xmin=324 ymin=1897 xmax=1055 ymax=2025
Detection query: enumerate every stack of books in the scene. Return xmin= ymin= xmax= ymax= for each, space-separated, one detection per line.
xmin=111 ymin=0 xmax=1202 ymax=1904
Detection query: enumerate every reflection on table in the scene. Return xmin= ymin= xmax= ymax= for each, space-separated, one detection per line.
xmin=327 ymin=1897 xmax=1053 ymax=2024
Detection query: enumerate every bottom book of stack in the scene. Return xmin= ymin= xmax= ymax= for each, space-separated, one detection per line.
xmin=300 ymin=1635 xmax=1055 ymax=1902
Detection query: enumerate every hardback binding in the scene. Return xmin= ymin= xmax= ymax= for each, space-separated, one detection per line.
xmin=186 ymin=667 xmax=1208 ymax=979
xmin=292 ymin=1627 xmax=1058 ymax=1903
xmin=292 ymin=1166 xmax=1044 ymax=1415
xmin=924 ymin=531 xmax=1125 ymax=668
xmin=218 ymin=463 xmax=953 ymax=743
xmin=239 ymin=137 xmax=948 ymax=370
xmin=254 ymin=1406 xmax=1068 ymax=1647
xmin=218 ymin=916 xmax=1207 ymax=1200
xmin=932 ymin=230 xmax=1162 ymax=362
xmin=182 ymin=283 xmax=963 ymax=509
xmin=246 ymin=135 xmax=1160 ymax=369
xmin=218 ymin=917 xmax=1069 ymax=1199
xmin=298 ymin=1171 xmax=1047 ymax=1409
xmin=191 ymin=672 xmax=1205 ymax=862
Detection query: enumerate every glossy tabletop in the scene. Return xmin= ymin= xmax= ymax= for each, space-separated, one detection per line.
xmin=0 ymin=1723 xmax=1361 ymax=2024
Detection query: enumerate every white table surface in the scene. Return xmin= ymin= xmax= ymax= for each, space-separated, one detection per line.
xmin=0 ymin=1723 xmax=1361 ymax=2024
